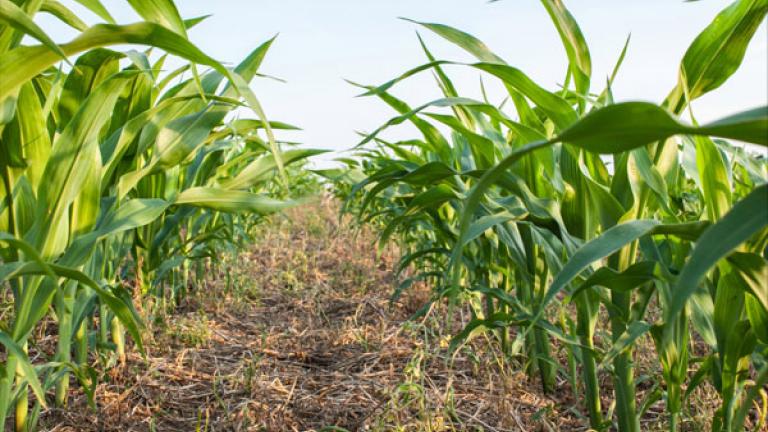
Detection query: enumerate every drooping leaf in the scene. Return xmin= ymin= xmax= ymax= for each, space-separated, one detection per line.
xmin=0 ymin=0 xmax=67 ymax=59
xmin=0 ymin=22 xmax=231 ymax=103
xmin=174 ymin=187 xmax=300 ymax=214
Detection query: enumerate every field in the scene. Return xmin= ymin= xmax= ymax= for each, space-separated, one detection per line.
xmin=0 ymin=0 xmax=767 ymax=431
xmin=33 ymin=200 xmax=719 ymax=431
xmin=34 ymin=200 xmax=574 ymax=431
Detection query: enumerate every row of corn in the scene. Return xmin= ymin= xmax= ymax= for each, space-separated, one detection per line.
xmin=0 ymin=1 xmax=322 ymax=430
xmin=335 ymin=1 xmax=768 ymax=430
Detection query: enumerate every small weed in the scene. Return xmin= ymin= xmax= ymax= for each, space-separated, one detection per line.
xmin=166 ymin=310 xmax=212 ymax=348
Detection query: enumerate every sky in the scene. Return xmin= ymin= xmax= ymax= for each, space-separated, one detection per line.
xmin=39 ymin=1 xmax=768 ymax=166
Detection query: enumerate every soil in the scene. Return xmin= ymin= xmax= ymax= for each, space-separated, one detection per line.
xmin=38 ymin=198 xmax=708 ymax=431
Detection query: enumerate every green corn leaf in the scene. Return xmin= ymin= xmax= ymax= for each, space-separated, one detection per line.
xmin=154 ymin=108 xmax=221 ymax=170
xmin=3 ymin=262 xmax=144 ymax=354
xmin=529 ymin=221 xmax=709 ymax=317
xmin=449 ymin=309 xmax=580 ymax=354
xmin=557 ymin=102 xmax=768 ymax=154
xmin=696 ymin=106 xmax=768 ymax=145
xmin=449 ymin=313 xmax=520 ymax=353
xmin=540 ymin=0 xmax=592 ymax=101
xmin=357 ymin=96 xmax=547 ymax=148
xmin=404 ymin=162 xmax=457 ymax=186
xmin=570 ymin=261 xmax=662 ymax=298
xmin=100 ymin=93 xmax=209 ymax=187
xmin=0 ymin=22 xmax=231 ymax=104
xmin=228 ymin=71 xmax=287 ymax=188
xmin=727 ymin=252 xmax=768 ymax=313
xmin=218 ymin=149 xmax=327 ymax=190
xmin=695 ymin=136 xmax=732 ymax=221
xmin=174 ymin=187 xmax=299 ymax=214
xmin=664 ymin=184 xmax=768 ymax=333
xmin=746 ymin=295 xmax=768 ymax=344
xmin=555 ymin=102 xmax=768 ymax=153
xmin=597 ymin=34 xmax=631 ymax=106
xmin=666 ymin=0 xmax=768 ymax=112
xmin=233 ymin=36 xmax=277 ymax=83
xmin=391 ymin=271 xmax=442 ymax=304
xmin=448 ymin=139 xmax=551 ymax=284
xmin=471 ymin=63 xmax=578 ymax=129
xmin=127 ymin=0 xmax=188 ymax=36
xmin=349 ymin=80 xmax=453 ymax=160
xmin=361 ymin=63 xmax=577 ymax=131
xmin=448 ymin=103 xmax=762 ymax=289
xmin=60 ymin=199 xmax=171 ymax=267
xmin=118 ymin=107 xmax=224 ymax=198
xmin=629 ymin=147 xmax=673 ymax=214
xmin=396 ymin=247 xmax=450 ymax=277
xmin=405 ymin=185 xmax=459 ymax=215
xmin=183 ymin=15 xmax=212 ymax=30
xmin=35 ymin=73 xmax=133 ymax=253
xmin=230 ymin=119 xmax=302 ymax=133
xmin=721 ymin=320 xmax=757 ymax=396
xmin=541 ymin=220 xmax=660 ymax=311
xmin=407 ymin=20 xmax=563 ymax=129
xmin=0 ymin=0 xmax=67 ymax=60
xmin=406 ymin=19 xmax=504 ymax=63
xmin=0 ymin=233 xmax=55 ymax=280
xmin=462 ymin=211 xmax=527 ymax=248
xmin=731 ymin=363 xmax=768 ymax=431
xmin=125 ymin=0 xmax=211 ymax=101
xmin=599 ymin=321 xmax=653 ymax=370
xmin=13 ymin=82 xmax=51 ymax=190
xmin=69 ymin=131 xmax=101 ymax=238
xmin=58 ymin=48 xmax=123 ymax=131
xmin=156 ymin=63 xmax=191 ymax=93
xmin=40 ymin=0 xmax=88 ymax=32
xmin=0 ymin=332 xmax=47 ymax=408
xmin=72 ymin=0 xmax=115 ymax=24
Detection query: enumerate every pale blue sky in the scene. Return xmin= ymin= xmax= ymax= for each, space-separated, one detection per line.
xmin=39 ymin=1 xmax=767 ymax=164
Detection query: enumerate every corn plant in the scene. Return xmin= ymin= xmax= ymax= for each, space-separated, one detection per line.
xmin=342 ymin=0 xmax=768 ymax=430
xmin=0 ymin=1 xmax=322 ymax=430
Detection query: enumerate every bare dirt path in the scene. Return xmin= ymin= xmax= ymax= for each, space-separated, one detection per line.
xmin=44 ymin=199 xmax=570 ymax=432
